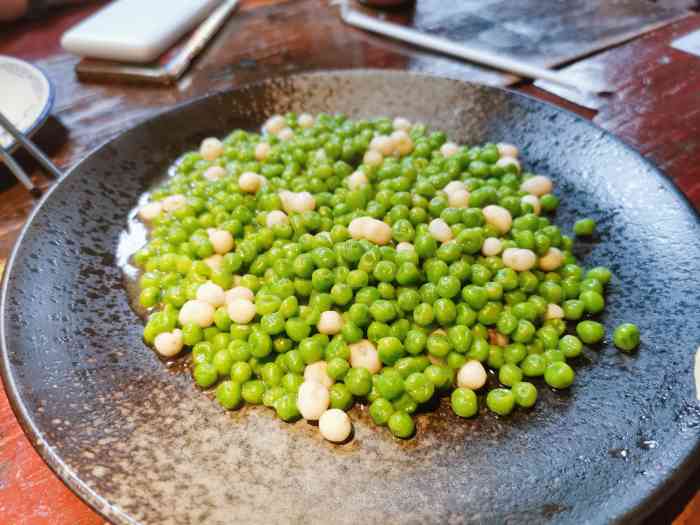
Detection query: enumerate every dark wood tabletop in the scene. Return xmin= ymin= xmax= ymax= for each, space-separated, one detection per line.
xmin=0 ymin=1 xmax=699 ymax=523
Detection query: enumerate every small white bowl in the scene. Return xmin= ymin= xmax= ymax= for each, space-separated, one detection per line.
xmin=0 ymin=55 xmax=54 ymax=151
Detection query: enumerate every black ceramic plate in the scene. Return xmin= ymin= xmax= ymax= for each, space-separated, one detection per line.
xmin=2 ymin=71 xmax=700 ymax=525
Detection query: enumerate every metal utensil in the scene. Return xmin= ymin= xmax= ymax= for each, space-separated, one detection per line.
xmin=0 ymin=109 xmax=62 ymax=194
xmin=76 ymin=0 xmax=239 ymax=85
xmin=0 ymin=146 xmax=36 ymax=193
xmin=339 ymin=3 xmax=609 ymax=97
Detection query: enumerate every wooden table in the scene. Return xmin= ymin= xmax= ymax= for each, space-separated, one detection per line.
xmin=0 ymin=1 xmax=699 ymax=523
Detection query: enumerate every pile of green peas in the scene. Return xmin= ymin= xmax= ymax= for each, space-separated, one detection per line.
xmin=132 ymin=111 xmax=639 ymax=441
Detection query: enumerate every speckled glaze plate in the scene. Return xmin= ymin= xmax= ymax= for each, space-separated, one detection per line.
xmin=2 ymin=70 xmax=700 ymax=525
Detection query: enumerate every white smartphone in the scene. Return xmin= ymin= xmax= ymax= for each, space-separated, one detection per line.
xmin=61 ymin=0 xmax=221 ymax=63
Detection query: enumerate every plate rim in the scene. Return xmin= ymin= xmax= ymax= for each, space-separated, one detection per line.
xmin=1 ymin=68 xmax=699 ymax=524
xmin=0 ymin=54 xmax=55 ymax=152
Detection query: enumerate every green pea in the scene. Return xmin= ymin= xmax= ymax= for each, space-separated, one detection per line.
xmin=470 ymin=264 xmax=492 ymax=286
xmin=387 ymin=411 xmax=415 ymax=438
xmin=377 ymin=337 xmax=405 ymax=366
xmin=370 ymin=300 xmax=397 ymax=323
xmin=537 ymin=326 xmax=560 ymax=350
xmin=468 ymin=337 xmax=490 ymax=362
xmin=422 ymin=364 xmax=450 ymax=390
xmin=341 ymin=320 xmax=363 ymax=343
xmin=327 ymin=357 xmax=350 ymax=380
xmin=281 ymin=372 xmax=304 ymax=394
xmin=539 ymin=194 xmax=559 ymax=211
xmin=613 ymin=323 xmax=640 ymax=352
xmin=403 ymin=330 xmax=426 ymax=355
xmin=274 ymin=394 xmax=301 ymax=421
xmin=278 ymin=296 xmax=299 ymax=318
xmin=488 ymin=345 xmax=505 ymax=369
xmin=230 ymin=361 xmax=253 ymax=383
xmin=260 ymin=312 xmax=285 ymax=335
xmin=377 ymin=282 xmax=395 ymax=300
xmin=521 ymin=354 xmax=546 ymax=377
xmin=434 ymin=298 xmax=457 ymax=325
xmin=404 ymin=372 xmax=435 ymax=403
xmin=373 ymin=260 xmax=397 ymax=283
xmin=456 ymin=304 xmax=477 ymax=327
xmin=563 ymin=299 xmax=585 ymax=320
xmin=573 ymin=218 xmax=596 ymax=236
xmin=376 ymin=369 xmax=405 ymax=400
xmin=261 ymin=362 xmax=284 ymax=387
xmin=413 ymin=303 xmax=435 ymax=326
xmin=496 ymin=312 xmax=518 ymax=335
xmin=193 ymin=362 xmax=218 ymax=388
xmin=512 ymin=301 xmax=538 ymax=322
xmin=559 ymin=335 xmax=583 ymax=358
xmin=228 ymin=339 xmax=251 ymax=362
xmin=299 ymin=337 xmax=323 ymax=364
xmin=586 ymin=266 xmax=612 ymax=285
xmin=216 ymin=380 xmax=242 ymax=409
xmin=427 ymin=333 xmax=451 ymax=357
xmin=139 ymin=287 xmax=160 ymax=308
xmin=451 ymin=387 xmax=478 ymax=417
xmin=512 ymin=381 xmax=538 ymax=408
xmin=486 ymin=388 xmax=515 ymax=416
xmin=262 ymin=385 xmax=285 ymax=407
xmin=543 ymin=349 xmax=564 ymax=366
xmin=436 ymin=275 xmax=461 ymax=299
xmin=498 ymin=363 xmax=523 ymax=386
xmin=457 ymin=228 xmax=484 ymax=254
xmin=285 ymin=317 xmax=311 ymax=342
xmin=512 ymin=319 xmax=536 ymax=343
xmin=561 ymin=277 xmax=581 ymax=300
xmin=504 ymin=343 xmax=527 ymax=365
xmin=462 ymin=285 xmax=488 ymax=310
xmin=367 ymin=321 xmax=390 ymax=343
xmin=345 ymin=367 xmax=372 ymax=396
xmin=323 ymin=336 xmax=349 ymax=361
xmin=370 ymin=398 xmax=395 ymax=426
xmin=230 ymin=323 xmax=252 ymax=341
xmin=329 ymin=383 xmax=354 ymax=411
xmin=576 ymin=320 xmax=605 ymax=344
xmin=478 ymin=302 xmax=502 ymax=326
xmin=249 ymin=330 xmax=272 ymax=358
xmin=419 ymin=282 xmax=439 ymax=304
xmin=212 ymin=348 xmax=234 ymax=376
xmin=445 ymin=351 xmax=465 ymax=370
xmin=181 ymin=322 xmax=202 ymax=346
xmin=544 ymin=362 xmax=575 ymax=389
xmin=239 ymin=380 xmax=265 ymax=404
xmin=580 ymin=278 xmax=604 ymax=294
xmin=580 ymin=290 xmax=605 ymax=314
xmin=447 ymin=325 xmax=473 ymax=353
xmin=392 ymin=391 xmax=418 ymax=414
xmin=538 ymin=281 xmax=562 ymax=304
xmin=192 ymin=341 xmax=214 ymax=365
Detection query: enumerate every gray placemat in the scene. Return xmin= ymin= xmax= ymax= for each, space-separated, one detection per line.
xmin=353 ymin=0 xmax=688 ymax=99
xmin=373 ymin=0 xmax=688 ymax=67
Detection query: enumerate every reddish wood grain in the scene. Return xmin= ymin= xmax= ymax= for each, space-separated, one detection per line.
xmin=0 ymin=1 xmax=699 ymax=524
xmin=0 ymin=384 xmax=103 ymax=525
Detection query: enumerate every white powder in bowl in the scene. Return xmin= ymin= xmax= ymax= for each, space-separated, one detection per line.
xmin=0 ymin=58 xmax=51 ymax=149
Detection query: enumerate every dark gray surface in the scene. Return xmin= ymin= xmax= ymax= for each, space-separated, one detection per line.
xmin=357 ymin=0 xmax=688 ymax=68
xmin=2 ymin=71 xmax=700 ymax=525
